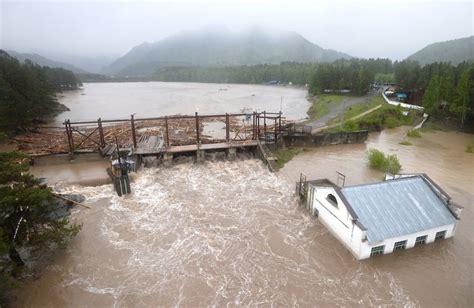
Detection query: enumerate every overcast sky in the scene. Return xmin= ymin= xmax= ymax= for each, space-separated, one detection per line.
xmin=1 ymin=0 xmax=473 ymax=61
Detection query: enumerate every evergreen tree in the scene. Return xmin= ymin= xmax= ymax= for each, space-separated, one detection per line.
xmin=451 ymin=69 xmax=471 ymax=126
xmin=422 ymin=75 xmax=442 ymax=114
xmin=0 ymin=151 xmax=81 ymax=295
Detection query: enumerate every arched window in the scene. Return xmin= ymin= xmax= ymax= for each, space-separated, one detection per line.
xmin=327 ymin=194 xmax=338 ymax=208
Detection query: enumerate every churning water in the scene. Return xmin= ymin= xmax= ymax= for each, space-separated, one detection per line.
xmin=17 ymin=129 xmax=474 ymax=307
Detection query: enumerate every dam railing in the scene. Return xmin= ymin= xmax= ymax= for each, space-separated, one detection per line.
xmin=63 ymin=111 xmax=284 ymax=155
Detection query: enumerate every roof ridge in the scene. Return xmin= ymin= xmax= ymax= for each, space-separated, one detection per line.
xmin=341 ymin=175 xmax=423 ymax=191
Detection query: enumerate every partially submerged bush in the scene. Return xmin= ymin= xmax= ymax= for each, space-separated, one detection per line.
xmin=385 ymin=154 xmax=402 ymax=174
xmin=367 ymin=149 xmax=402 ymax=174
xmin=407 ymin=129 xmax=422 ymax=138
xmin=467 ymin=144 xmax=474 ymax=153
xmin=367 ymin=149 xmax=386 ymax=170
xmin=399 ymin=140 xmax=412 ymax=146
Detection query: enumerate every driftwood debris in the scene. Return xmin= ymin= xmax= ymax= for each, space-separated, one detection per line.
xmin=12 ymin=114 xmax=289 ymax=155
xmin=52 ymin=193 xmax=91 ymax=209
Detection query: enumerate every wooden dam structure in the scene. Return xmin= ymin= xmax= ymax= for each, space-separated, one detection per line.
xmin=63 ymin=111 xmax=285 ymax=195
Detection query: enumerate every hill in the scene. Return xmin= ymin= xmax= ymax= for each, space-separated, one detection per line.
xmin=103 ymin=29 xmax=351 ymax=76
xmin=407 ymin=36 xmax=474 ymax=65
xmin=7 ymin=50 xmax=88 ymax=74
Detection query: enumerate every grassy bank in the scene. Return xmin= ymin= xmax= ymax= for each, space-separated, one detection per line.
xmin=306 ymin=94 xmax=344 ymax=121
xmin=273 ymin=147 xmax=308 ymax=169
xmin=328 ymin=100 xmax=424 ymax=133
xmin=339 ymin=96 xmax=383 ymax=121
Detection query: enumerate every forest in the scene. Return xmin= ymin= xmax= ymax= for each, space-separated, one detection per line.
xmin=0 ymin=50 xmax=82 ymax=132
xmin=148 ymin=58 xmax=473 ymax=127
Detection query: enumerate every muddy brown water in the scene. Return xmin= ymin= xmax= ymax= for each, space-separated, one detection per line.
xmin=15 ymin=128 xmax=473 ymax=307
xmin=53 ymin=82 xmax=310 ymax=125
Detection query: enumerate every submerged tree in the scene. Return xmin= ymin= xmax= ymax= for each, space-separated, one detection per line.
xmin=0 ymin=152 xmax=81 ymax=293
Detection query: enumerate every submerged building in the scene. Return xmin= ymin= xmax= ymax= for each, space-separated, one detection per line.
xmin=301 ymin=174 xmax=462 ymax=260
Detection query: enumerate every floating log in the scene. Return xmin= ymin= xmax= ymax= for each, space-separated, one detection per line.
xmin=52 ymin=193 xmax=91 ymax=209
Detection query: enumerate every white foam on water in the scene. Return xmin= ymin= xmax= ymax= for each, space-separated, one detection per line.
xmin=58 ymin=159 xmax=416 ymax=307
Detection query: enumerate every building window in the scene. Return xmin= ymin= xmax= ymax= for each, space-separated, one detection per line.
xmin=370 ymin=245 xmax=385 ymax=257
xmin=393 ymin=240 xmax=407 ymax=251
xmin=435 ymin=230 xmax=446 ymax=241
xmin=415 ymin=235 xmax=427 ymax=246
xmin=326 ymin=194 xmax=338 ymax=208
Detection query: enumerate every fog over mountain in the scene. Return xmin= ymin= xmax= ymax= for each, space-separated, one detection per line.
xmin=6 ymin=50 xmax=88 ymax=73
xmin=407 ymin=36 xmax=474 ymax=65
xmin=1 ymin=0 xmax=472 ymax=63
xmin=104 ymin=28 xmax=351 ymax=76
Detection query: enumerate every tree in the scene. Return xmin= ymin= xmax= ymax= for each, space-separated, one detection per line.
xmin=422 ymin=75 xmax=442 ymax=115
xmin=0 ymin=152 xmax=81 ymax=280
xmin=451 ymin=69 xmax=471 ymax=127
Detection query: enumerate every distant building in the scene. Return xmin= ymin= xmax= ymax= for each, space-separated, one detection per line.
xmin=301 ymin=174 xmax=462 ymax=260
xmin=396 ymin=92 xmax=408 ymax=102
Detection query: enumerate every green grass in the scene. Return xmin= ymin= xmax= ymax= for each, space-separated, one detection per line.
xmin=307 ymin=94 xmax=344 ymax=121
xmin=274 ymin=147 xmax=306 ymax=169
xmin=466 ymin=144 xmax=474 ymax=153
xmin=367 ymin=148 xmax=402 ymax=174
xmin=407 ymin=129 xmax=422 ymax=138
xmin=399 ymin=140 xmax=413 ymax=146
xmin=326 ymin=96 xmax=383 ymax=127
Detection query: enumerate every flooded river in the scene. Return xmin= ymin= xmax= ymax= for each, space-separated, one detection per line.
xmin=17 ymin=128 xmax=473 ymax=307
xmin=53 ymin=82 xmax=310 ymax=125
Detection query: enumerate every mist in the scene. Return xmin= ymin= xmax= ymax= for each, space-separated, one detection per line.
xmin=1 ymin=0 xmax=473 ymax=61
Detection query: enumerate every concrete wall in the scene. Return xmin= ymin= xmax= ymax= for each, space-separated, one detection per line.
xmin=284 ymin=130 xmax=368 ymax=147
xmin=382 ymin=91 xmax=425 ymax=111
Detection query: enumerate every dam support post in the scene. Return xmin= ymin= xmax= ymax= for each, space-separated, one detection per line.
xmin=196 ymin=150 xmax=205 ymax=163
xmin=163 ymin=152 xmax=173 ymax=167
xmin=227 ymin=147 xmax=237 ymax=160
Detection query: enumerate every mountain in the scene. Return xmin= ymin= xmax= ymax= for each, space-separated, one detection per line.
xmin=103 ymin=29 xmax=352 ymax=76
xmin=7 ymin=50 xmax=88 ymax=74
xmin=42 ymin=53 xmax=118 ymax=74
xmin=406 ymin=36 xmax=474 ymax=65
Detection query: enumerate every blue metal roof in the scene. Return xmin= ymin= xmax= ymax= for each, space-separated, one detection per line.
xmin=341 ymin=176 xmax=456 ymax=243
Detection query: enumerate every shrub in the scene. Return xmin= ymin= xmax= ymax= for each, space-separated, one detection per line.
xmin=343 ymin=120 xmax=359 ymax=131
xmin=384 ymin=116 xmax=401 ymax=129
xmin=358 ymin=117 xmax=383 ymax=131
xmin=385 ymin=154 xmax=402 ymax=174
xmin=407 ymin=129 xmax=421 ymax=138
xmin=367 ymin=148 xmax=402 ymax=174
xmin=467 ymin=145 xmax=474 ymax=153
xmin=399 ymin=140 xmax=412 ymax=146
xmin=367 ymin=149 xmax=386 ymax=170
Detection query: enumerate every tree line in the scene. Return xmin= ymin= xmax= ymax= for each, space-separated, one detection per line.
xmin=149 ymin=58 xmax=393 ymax=96
xmin=394 ymin=61 xmax=473 ymax=127
xmin=148 ymin=58 xmax=473 ymax=127
xmin=0 ymin=50 xmax=82 ymax=132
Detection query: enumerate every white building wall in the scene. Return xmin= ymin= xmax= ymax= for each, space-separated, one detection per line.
xmin=308 ymin=184 xmax=458 ymax=260
xmin=307 ymin=185 xmax=365 ymax=259
xmin=358 ymin=223 xmax=457 ymax=260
